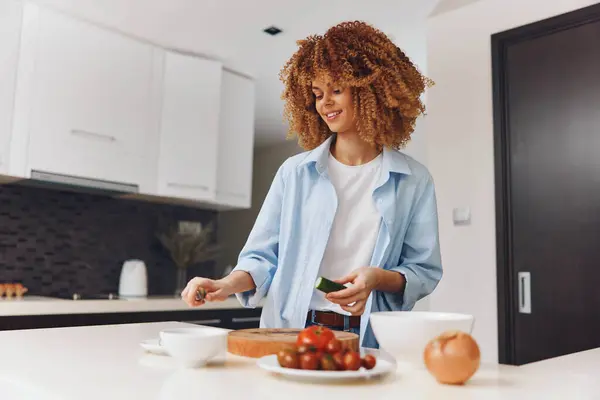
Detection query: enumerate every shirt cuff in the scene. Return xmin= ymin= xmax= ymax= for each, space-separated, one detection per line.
xmin=387 ymin=266 xmax=425 ymax=310
xmin=232 ymin=259 xmax=272 ymax=309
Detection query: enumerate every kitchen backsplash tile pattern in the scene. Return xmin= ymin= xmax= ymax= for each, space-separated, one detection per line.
xmin=0 ymin=184 xmax=220 ymax=298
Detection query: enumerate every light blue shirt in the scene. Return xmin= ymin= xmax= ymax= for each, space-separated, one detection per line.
xmin=233 ymin=134 xmax=443 ymax=348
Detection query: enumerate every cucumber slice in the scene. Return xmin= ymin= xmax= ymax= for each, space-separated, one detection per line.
xmin=315 ymin=276 xmax=347 ymax=293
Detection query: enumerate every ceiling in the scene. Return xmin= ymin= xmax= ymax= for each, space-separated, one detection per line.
xmin=429 ymin=0 xmax=482 ymax=17
xmin=30 ymin=0 xmax=442 ymax=147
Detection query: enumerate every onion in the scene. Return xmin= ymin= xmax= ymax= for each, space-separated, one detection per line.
xmin=423 ymin=330 xmax=481 ymax=385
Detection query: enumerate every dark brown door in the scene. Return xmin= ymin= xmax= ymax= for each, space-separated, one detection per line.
xmin=493 ymin=3 xmax=600 ymax=365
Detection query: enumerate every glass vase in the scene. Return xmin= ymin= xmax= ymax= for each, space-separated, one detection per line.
xmin=175 ymin=267 xmax=188 ymax=296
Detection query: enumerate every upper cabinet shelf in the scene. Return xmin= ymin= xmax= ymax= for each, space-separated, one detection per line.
xmin=3 ymin=3 xmax=255 ymax=210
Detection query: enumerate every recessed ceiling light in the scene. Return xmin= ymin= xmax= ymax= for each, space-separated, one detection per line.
xmin=264 ymin=26 xmax=282 ymax=36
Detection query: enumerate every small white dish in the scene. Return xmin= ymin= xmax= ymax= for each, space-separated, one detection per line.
xmin=159 ymin=327 xmax=228 ymax=368
xmin=256 ymin=354 xmax=396 ymax=382
xmin=139 ymin=337 xmax=227 ymax=364
xmin=140 ymin=338 xmax=167 ymax=356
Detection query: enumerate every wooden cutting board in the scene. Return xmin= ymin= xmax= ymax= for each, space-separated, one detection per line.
xmin=227 ymin=328 xmax=359 ymax=358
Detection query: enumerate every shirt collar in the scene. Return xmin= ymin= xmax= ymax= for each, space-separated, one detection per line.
xmin=297 ymin=135 xmax=335 ymax=174
xmin=297 ymin=134 xmax=412 ymax=176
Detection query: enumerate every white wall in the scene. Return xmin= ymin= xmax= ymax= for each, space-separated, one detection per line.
xmin=425 ymin=0 xmax=599 ymax=363
xmin=390 ymin=19 xmax=429 ymax=168
xmin=0 ymin=0 xmax=23 ymax=174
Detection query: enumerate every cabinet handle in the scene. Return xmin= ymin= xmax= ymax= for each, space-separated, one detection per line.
xmin=231 ymin=317 xmax=261 ymax=323
xmin=71 ymin=129 xmax=116 ymax=142
xmin=167 ymin=182 xmax=210 ymax=191
xmin=518 ymin=272 xmax=531 ymax=314
xmin=187 ymin=319 xmax=222 ymax=325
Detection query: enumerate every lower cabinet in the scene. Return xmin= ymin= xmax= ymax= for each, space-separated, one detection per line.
xmin=0 ymin=307 xmax=262 ymax=331
xmin=180 ymin=307 xmax=262 ymax=330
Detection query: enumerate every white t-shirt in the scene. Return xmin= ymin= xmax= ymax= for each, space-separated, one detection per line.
xmin=309 ymin=151 xmax=383 ymax=314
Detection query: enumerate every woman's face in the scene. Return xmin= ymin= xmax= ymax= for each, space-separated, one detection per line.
xmin=311 ymin=75 xmax=356 ymax=134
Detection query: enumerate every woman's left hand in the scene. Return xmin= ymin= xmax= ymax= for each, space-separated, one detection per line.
xmin=325 ymin=267 xmax=380 ymax=316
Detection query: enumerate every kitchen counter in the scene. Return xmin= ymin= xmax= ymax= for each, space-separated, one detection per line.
xmin=0 ymin=321 xmax=597 ymax=400
xmin=0 ymin=295 xmax=246 ymax=316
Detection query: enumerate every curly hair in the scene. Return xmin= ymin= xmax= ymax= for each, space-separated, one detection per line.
xmin=279 ymin=21 xmax=434 ymax=151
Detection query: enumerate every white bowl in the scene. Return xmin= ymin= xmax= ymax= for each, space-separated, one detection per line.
xmin=370 ymin=311 xmax=474 ymax=366
xmin=159 ymin=327 xmax=228 ymax=368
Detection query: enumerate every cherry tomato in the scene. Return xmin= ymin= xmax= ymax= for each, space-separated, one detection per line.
xmin=277 ymin=348 xmax=289 ymax=364
xmin=314 ymin=350 xmax=324 ymax=362
xmin=325 ymin=338 xmax=342 ymax=354
xmin=343 ymin=351 xmax=362 ymax=371
xmin=362 ymin=354 xmax=377 ymax=370
xmin=296 ymin=326 xmax=336 ymax=351
xmin=299 ymin=352 xmax=319 ymax=370
xmin=332 ymin=352 xmax=346 ymax=370
xmin=277 ymin=348 xmax=299 ymax=369
xmin=320 ymin=353 xmax=337 ymax=371
xmin=297 ymin=344 xmax=317 ymax=354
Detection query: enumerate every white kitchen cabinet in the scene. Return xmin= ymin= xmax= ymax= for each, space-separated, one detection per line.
xmin=5 ymin=3 xmax=256 ymax=209
xmin=10 ymin=4 xmax=160 ymax=190
xmin=0 ymin=0 xmax=23 ymax=177
xmin=215 ymin=70 xmax=255 ymax=208
xmin=156 ymin=50 xmax=223 ymax=202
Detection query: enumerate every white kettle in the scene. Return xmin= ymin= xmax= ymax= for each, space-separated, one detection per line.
xmin=118 ymin=259 xmax=148 ymax=299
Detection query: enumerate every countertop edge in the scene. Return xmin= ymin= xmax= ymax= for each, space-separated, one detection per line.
xmin=0 ymin=296 xmax=258 ymax=316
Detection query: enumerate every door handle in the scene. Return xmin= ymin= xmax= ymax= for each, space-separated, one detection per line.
xmin=518 ymin=271 xmax=531 ymax=314
xmin=187 ymin=319 xmax=222 ymax=325
xmin=71 ymin=129 xmax=116 ymax=142
xmin=231 ymin=317 xmax=261 ymax=323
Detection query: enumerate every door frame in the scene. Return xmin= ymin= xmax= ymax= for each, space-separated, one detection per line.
xmin=491 ymin=2 xmax=600 ymax=365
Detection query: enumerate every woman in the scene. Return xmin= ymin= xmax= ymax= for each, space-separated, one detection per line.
xmin=182 ymin=21 xmax=442 ymax=348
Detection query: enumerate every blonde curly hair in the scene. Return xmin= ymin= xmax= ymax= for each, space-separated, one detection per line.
xmin=279 ymin=21 xmax=434 ymax=151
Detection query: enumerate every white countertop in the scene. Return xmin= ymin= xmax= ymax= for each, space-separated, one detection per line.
xmin=0 ymin=296 xmax=247 ymax=316
xmin=0 ymin=321 xmax=597 ymax=400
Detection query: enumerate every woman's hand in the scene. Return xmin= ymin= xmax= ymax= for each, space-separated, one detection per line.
xmin=181 ymin=277 xmax=232 ymax=307
xmin=326 ymin=267 xmax=407 ymax=316
xmin=180 ymin=271 xmax=257 ymax=307
xmin=325 ymin=267 xmax=381 ymax=316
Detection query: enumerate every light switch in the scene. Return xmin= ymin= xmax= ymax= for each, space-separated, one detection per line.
xmin=452 ymin=207 xmax=471 ymax=226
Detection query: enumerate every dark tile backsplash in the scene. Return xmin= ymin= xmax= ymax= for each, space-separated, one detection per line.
xmin=0 ymin=184 xmax=219 ymax=298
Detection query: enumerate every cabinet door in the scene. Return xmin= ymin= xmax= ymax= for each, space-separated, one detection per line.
xmin=157 ymin=51 xmax=222 ymax=201
xmin=0 ymin=0 xmax=23 ymax=176
xmin=16 ymin=5 xmax=157 ymax=187
xmin=216 ymin=70 xmax=255 ymax=208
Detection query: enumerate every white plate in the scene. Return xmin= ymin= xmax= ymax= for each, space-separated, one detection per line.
xmin=257 ymin=354 xmax=396 ymax=382
xmin=140 ymin=338 xmax=167 ymax=356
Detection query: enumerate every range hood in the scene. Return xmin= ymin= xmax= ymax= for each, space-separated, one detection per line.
xmin=11 ymin=170 xmax=139 ymax=196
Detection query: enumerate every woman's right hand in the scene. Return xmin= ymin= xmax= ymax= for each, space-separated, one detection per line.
xmin=180 ymin=277 xmax=232 ymax=307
